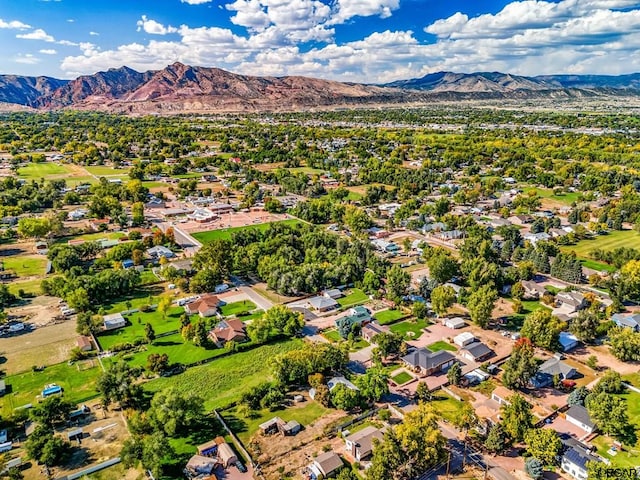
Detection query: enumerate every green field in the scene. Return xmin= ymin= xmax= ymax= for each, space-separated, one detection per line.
xmin=322 ymin=329 xmax=343 ymax=342
xmin=220 ymin=300 xmax=257 ymax=317
xmin=7 ymin=278 xmax=43 ymax=296
xmin=144 ymin=339 xmax=304 ymax=411
xmin=223 ymin=400 xmax=331 ymax=443
xmin=0 ymin=255 xmax=47 ymax=277
xmin=96 ymin=306 xmax=184 ymax=350
xmin=52 ymin=231 xmax=128 ymax=245
xmin=337 ymin=288 xmax=369 ymax=308
xmin=373 ymin=309 xmax=406 ymax=325
xmin=192 ymin=219 xmax=303 ymax=243
xmin=0 ymin=360 xmax=101 ymax=416
xmin=523 ymin=186 xmax=581 ymax=205
xmin=561 ymin=229 xmax=640 ymax=257
xmin=105 ymin=332 xmax=226 ymax=369
xmin=17 ymin=162 xmax=71 ymax=179
xmin=426 ymin=340 xmax=457 ymax=352
xmin=84 ymin=165 xmax=130 ymax=176
xmin=430 ymin=392 xmax=465 ymax=423
xmin=390 ymin=319 xmax=429 ymax=339
xmin=391 ymin=371 xmax=413 ymax=385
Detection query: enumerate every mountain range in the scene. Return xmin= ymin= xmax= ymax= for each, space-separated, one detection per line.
xmin=2 ymin=63 xmax=640 ymax=113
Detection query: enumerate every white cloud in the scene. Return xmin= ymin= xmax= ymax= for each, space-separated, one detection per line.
xmin=67 ymin=19 xmax=75 ymax=23
xmin=16 ymin=28 xmax=55 ymax=42
xmin=39 ymin=49 xmax=57 ymax=54
xmin=59 ymin=0 xmax=640 ymax=82
xmin=137 ymin=16 xmax=178 ymax=35
xmin=89 ymin=31 xmax=99 ymax=36
xmin=0 ymin=18 xmax=31 ymax=30
xmin=58 ymin=39 xmax=78 ymax=46
xmin=181 ymin=0 xmax=213 ymax=4
xmin=15 ymin=54 xmax=40 ymax=64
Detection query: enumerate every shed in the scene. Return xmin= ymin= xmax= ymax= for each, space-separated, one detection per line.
xmin=67 ymin=428 xmax=83 ymax=441
xmin=259 ymin=417 xmax=283 ymax=435
xmin=42 ymin=384 xmax=62 ymax=397
xmin=282 ymin=420 xmax=301 ymax=436
xmin=453 ymin=332 xmax=476 ymax=347
xmin=217 ymin=441 xmax=237 ymax=467
xmin=442 ymin=317 xmax=465 ymax=329
xmin=196 ymin=439 xmax=218 ymax=457
xmin=103 ymin=312 xmax=126 ymax=331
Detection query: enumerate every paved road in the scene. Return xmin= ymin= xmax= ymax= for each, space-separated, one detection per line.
xmin=237 ymin=285 xmax=274 ymax=312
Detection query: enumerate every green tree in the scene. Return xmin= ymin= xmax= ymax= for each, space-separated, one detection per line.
xmin=343 ymin=206 xmax=373 ymax=233
xmin=97 ymin=361 xmax=143 ymax=409
xmin=17 ymin=217 xmax=51 ymax=239
xmin=192 ymin=320 xmax=209 ymax=347
xmin=484 ymin=423 xmax=508 ymax=454
xmin=146 ymin=353 xmax=169 ymax=374
xmin=446 ymin=362 xmax=462 ymax=386
xmin=144 ymin=323 xmax=156 ymax=343
xmin=355 ymin=368 xmax=389 ymax=402
xmin=29 ymin=396 xmax=74 ymax=428
xmin=157 ymin=296 xmax=172 ymax=321
xmin=524 ymin=457 xmax=544 ymax=480
xmin=520 ymin=309 xmax=564 ymax=350
xmin=331 ymin=383 xmax=362 ymax=411
xmin=592 ymin=371 xmax=625 ymax=395
xmin=395 ymin=403 xmax=446 ymax=476
xmin=148 ymin=388 xmax=204 ymax=437
xmin=466 ymin=284 xmax=497 ymax=328
xmin=608 ymin=327 xmax=640 ymax=361
xmin=131 ymin=202 xmax=145 ymax=226
xmin=412 ymin=301 xmax=429 ymax=320
xmin=501 ymin=394 xmax=534 ymax=443
xmin=415 ymin=382 xmax=432 ymax=403
xmin=586 ymin=392 xmax=629 ymax=437
xmin=362 ymin=270 xmax=382 ymax=294
xmin=524 ymin=429 xmax=562 ymax=465
xmin=569 ymin=309 xmax=601 ymax=343
xmin=25 ymin=426 xmax=72 ymax=467
xmin=386 ymin=265 xmax=410 ymax=302
xmin=567 ymin=386 xmax=589 ymax=407
xmin=426 ymin=253 xmax=459 ymax=284
xmin=502 ymin=339 xmax=539 ymax=389
xmin=142 ymin=431 xmax=176 ymax=478
xmin=66 ymin=287 xmax=90 ymax=312
xmin=430 ymin=285 xmax=455 ymax=317
xmin=371 ymin=332 xmax=404 ymax=360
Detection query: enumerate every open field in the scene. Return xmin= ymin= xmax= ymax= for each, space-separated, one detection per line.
xmin=523 ymin=186 xmax=581 ymax=206
xmin=390 ymin=319 xmax=430 ymax=339
xmin=192 ymin=219 xmax=302 ymax=243
xmin=0 ymin=360 xmax=101 ymax=416
xmin=0 ymin=320 xmax=77 ymax=375
xmin=52 ymin=231 xmax=128 ymax=245
xmin=220 ymin=300 xmax=257 ymax=316
xmin=83 ymin=165 xmax=130 ymax=177
xmin=100 ymin=286 xmax=166 ymax=313
xmin=0 ymin=255 xmax=47 ymax=277
xmin=96 ymin=306 xmax=184 ymax=350
xmin=336 ymin=288 xmax=368 ymax=308
xmin=6 ymin=278 xmax=42 ymax=296
xmin=144 ymin=339 xmax=304 ymax=411
xmin=373 ymin=308 xmax=406 ymax=325
xmin=561 ymin=229 xmax=640 ymax=257
xmin=17 ymin=162 xmax=72 ymax=179
xmin=222 ymin=399 xmax=331 ymax=444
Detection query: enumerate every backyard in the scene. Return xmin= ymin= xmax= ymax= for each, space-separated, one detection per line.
xmin=373 ymin=308 xmax=406 ymax=325
xmin=430 ymin=392 xmax=465 ymax=423
xmin=220 ymin=300 xmax=257 ymax=317
xmin=389 ymin=319 xmax=429 ymax=339
xmin=391 ymin=370 xmax=413 ymax=385
xmin=336 ymin=288 xmax=369 ymax=308
xmin=192 ymin=219 xmax=302 ymax=243
xmin=427 ymin=340 xmax=457 ymax=352
xmin=144 ymin=339 xmax=304 ymax=411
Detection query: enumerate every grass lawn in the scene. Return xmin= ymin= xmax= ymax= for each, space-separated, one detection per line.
xmin=391 ymin=371 xmax=413 ymax=385
xmin=0 ymin=360 xmax=101 ymax=416
xmin=104 ymin=332 xmax=226 ymax=369
xmin=96 ymin=306 xmax=184 ymax=350
xmin=17 ymin=162 xmax=71 ymax=179
xmin=350 ymin=338 xmax=370 ymax=352
xmin=504 ymin=299 xmax=550 ymax=330
xmin=0 ymin=255 xmax=47 ymax=277
xmin=337 ymin=288 xmax=368 ymax=308
xmin=561 ymin=229 xmax=640 ymax=258
xmin=390 ymin=319 xmax=429 ymax=340
xmin=427 ymin=340 xmax=457 ymax=352
xmin=288 ymin=166 xmax=325 ymax=175
xmin=100 ymin=286 xmax=166 ymax=313
xmin=623 ymin=373 xmax=640 ymax=388
xmin=223 ymin=400 xmax=331 ymax=444
xmin=52 ymin=231 xmax=127 ymax=245
xmin=373 ymin=309 xmax=405 ymax=325
xmin=142 ymin=181 xmax=168 ymax=189
xmin=192 ymin=219 xmax=303 ymax=243
xmin=471 ymin=379 xmax=498 ymax=397
xmin=523 ymin=187 xmax=581 ymax=205
xmin=322 ymin=329 xmax=343 ymax=343
xmin=65 ymin=176 xmax=97 ymax=187
xmin=592 ymin=389 xmax=640 ymax=467
xmin=430 ymin=392 xmax=465 ymax=423
xmin=346 ymin=191 xmax=363 ymax=201
xmin=139 ymin=269 xmax=159 ymax=285
xmin=84 ymin=165 xmax=130 ymax=176
xmin=220 ymin=300 xmax=257 ymax=317
xmin=7 ymin=277 xmax=43 ymax=296
xmin=144 ymin=339 xmax=304 ymax=411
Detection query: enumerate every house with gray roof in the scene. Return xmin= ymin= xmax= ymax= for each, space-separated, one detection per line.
xmin=561 ymin=445 xmax=600 ymax=480
xmin=565 ymin=405 xmax=596 ymax=435
xmin=344 ymin=426 xmax=384 ymax=461
xmin=402 ymin=348 xmax=456 ymax=376
xmin=530 ymin=354 xmax=577 ymax=388
xmin=307 ymin=295 xmax=339 ymax=312
xmin=611 ymin=313 xmax=640 ymax=332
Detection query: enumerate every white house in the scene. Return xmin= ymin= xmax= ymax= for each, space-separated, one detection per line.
xmin=565 ymin=405 xmax=596 ymax=435
xmin=103 ymin=313 xmax=126 ymax=331
xmin=561 ymin=446 xmax=600 ymax=480
xmin=453 ymin=332 xmax=476 ymax=347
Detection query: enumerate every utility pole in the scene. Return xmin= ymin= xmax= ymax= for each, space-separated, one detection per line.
xmin=446 ymin=450 xmax=451 ymax=479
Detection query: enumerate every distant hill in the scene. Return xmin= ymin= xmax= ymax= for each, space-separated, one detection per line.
xmin=2 ymin=64 xmax=640 ymax=113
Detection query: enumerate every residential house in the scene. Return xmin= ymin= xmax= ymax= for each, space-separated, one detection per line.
xmin=371 ymin=239 xmax=401 ymax=253
xmin=530 ymin=354 xmax=578 ymax=388
xmin=87 ymin=218 xmax=110 ymax=232
xmin=549 ymin=228 xmax=570 ymax=238
xmin=611 ymin=313 xmax=640 ymax=332
xmin=559 ymin=331 xmax=580 ymax=352
xmin=184 ymin=294 xmax=220 ymax=318
xmin=185 ymin=455 xmax=217 ymax=476
xmin=524 ymin=232 xmax=551 ymax=245
xmin=401 ymin=348 xmax=456 ymax=376
xmin=508 ymin=214 xmax=533 ymax=225
xmin=561 ymin=446 xmax=600 ymax=480
xmin=361 ymin=322 xmax=390 ymax=343
xmin=556 ymin=291 xmax=588 ymax=314
xmin=208 ymin=319 xmax=247 ymax=347
xmin=307 ymin=295 xmax=339 ymax=313
xmin=309 ymin=451 xmax=343 ymax=478
xmin=367 ymin=227 xmax=390 ymax=239
xmin=565 ymin=405 xmax=596 ymax=435
xmin=521 ymin=280 xmax=547 ymax=300
xmin=461 ymin=342 xmax=494 ymax=363
xmin=453 ymin=332 xmax=476 ymax=347
xmin=76 ymin=336 xmax=93 ymax=352
xmin=442 ymin=317 xmax=466 ymax=329
xmin=187 ymin=208 xmax=216 ymax=223
xmin=146 ymin=245 xmax=175 ymax=259
xmin=103 ymin=313 xmax=126 ymax=331
xmin=323 ymin=288 xmax=344 ymax=300
xmin=344 ymin=426 xmax=384 ymax=461
xmin=349 ymin=306 xmax=371 ymax=319
xmin=217 ymin=441 xmax=238 ymax=467
xmin=491 ymin=386 xmax=515 ymax=406
xmin=327 ymin=376 xmax=358 ymax=392
xmin=67 ymin=209 xmax=87 ymax=221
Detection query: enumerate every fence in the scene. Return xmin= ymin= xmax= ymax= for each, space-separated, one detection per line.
xmin=56 ymin=457 xmax=120 ymax=480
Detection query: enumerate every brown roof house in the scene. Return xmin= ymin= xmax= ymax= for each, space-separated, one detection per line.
xmin=309 ymin=451 xmax=343 ymax=478
xmin=208 ymin=319 xmax=247 ymax=347
xmin=184 ymin=294 xmax=220 ymax=318
xmin=344 ymin=426 xmax=384 ymax=461
xmin=76 ymin=336 xmax=93 ymax=352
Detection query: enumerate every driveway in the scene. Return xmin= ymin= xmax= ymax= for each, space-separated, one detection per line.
xmin=236 ymin=286 xmax=274 ymax=312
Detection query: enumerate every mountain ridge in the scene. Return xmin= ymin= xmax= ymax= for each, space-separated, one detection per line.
xmin=2 ymin=64 xmax=640 ymax=113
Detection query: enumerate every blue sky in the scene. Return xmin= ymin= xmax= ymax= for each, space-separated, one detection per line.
xmin=2 ymin=0 xmax=640 ymax=82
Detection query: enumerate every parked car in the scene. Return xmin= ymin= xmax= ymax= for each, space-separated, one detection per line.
xmin=235 ymin=461 xmax=247 ymax=473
